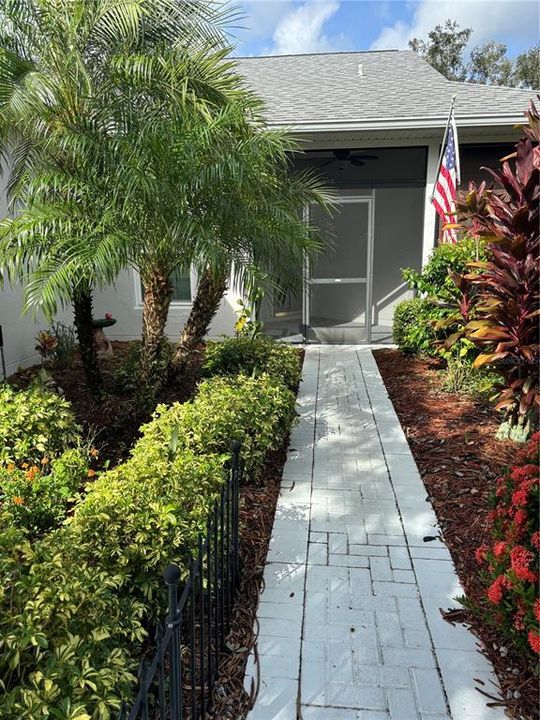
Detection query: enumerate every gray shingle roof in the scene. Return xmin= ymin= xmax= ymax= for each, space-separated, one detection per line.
xmin=234 ymin=50 xmax=534 ymax=129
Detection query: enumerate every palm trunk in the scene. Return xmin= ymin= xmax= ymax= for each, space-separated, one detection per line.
xmin=172 ymin=267 xmax=228 ymax=375
xmin=72 ymin=287 xmax=103 ymax=399
xmin=140 ymin=270 xmax=173 ymax=387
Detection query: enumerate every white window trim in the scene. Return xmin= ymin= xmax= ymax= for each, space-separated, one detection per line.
xmin=132 ymin=267 xmax=197 ymax=309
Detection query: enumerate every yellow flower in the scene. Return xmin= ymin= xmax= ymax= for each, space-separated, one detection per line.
xmin=21 ymin=462 xmax=29 ymax=469
xmin=235 ymin=316 xmax=247 ymax=333
xmin=6 ymin=463 xmax=15 ymax=473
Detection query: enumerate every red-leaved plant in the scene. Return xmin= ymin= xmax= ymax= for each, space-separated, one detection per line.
xmin=473 ymin=432 xmax=539 ymax=659
xmin=455 ymin=100 xmax=539 ymax=441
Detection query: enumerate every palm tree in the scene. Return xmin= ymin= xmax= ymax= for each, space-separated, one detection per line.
xmin=171 ymin=126 xmax=333 ymax=374
xmin=0 ymin=0 xmax=237 ymax=395
xmin=100 ymin=93 xmax=252 ymax=384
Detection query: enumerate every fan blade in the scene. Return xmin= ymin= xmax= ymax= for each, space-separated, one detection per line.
xmin=352 ymin=154 xmax=378 ymax=160
xmin=316 ymin=159 xmax=336 ymax=168
xmin=350 ymin=158 xmax=366 ymax=167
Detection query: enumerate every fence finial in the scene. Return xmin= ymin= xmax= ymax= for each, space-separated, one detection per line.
xmin=164 ymin=564 xmax=181 ymax=586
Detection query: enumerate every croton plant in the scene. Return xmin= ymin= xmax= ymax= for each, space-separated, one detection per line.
xmin=454 ymin=99 xmax=539 ymax=442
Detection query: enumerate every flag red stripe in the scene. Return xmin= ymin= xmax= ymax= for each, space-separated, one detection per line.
xmin=440 ymin=164 xmax=456 ymax=196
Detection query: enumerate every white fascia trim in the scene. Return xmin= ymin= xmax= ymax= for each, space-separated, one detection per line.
xmin=266 ymin=114 xmax=523 ymax=133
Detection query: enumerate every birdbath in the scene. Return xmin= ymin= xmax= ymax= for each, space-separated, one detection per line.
xmin=92 ymin=317 xmax=116 ymax=357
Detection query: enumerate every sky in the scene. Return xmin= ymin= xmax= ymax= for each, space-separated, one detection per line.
xmin=231 ymin=0 xmax=539 ymax=58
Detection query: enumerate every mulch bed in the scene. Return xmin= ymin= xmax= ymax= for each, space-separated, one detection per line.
xmin=9 ymin=340 xmax=202 ymax=467
xmin=374 ymin=349 xmax=537 ymax=720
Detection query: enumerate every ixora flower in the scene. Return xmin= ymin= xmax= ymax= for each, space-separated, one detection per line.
xmin=532 ymin=531 xmax=540 ymax=550
xmin=487 ymin=575 xmax=508 ymax=605
xmin=25 ymin=466 xmax=40 ymax=481
xmin=511 ymin=465 xmax=538 ymax=484
xmin=493 ymin=541 xmax=507 ymax=558
xmin=475 ymin=545 xmax=488 ymax=564
xmin=534 ymin=598 xmax=540 ymax=622
xmin=510 ymin=546 xmax=536 ymax=583
xmin=528 ymin=630 xmax=540 ymax=654
xmin=105 ymin=312 xmax=113 ymax=321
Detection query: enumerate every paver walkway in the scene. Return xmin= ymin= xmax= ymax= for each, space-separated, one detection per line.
xmin=245 ymin=345 xmax=504 ymax=720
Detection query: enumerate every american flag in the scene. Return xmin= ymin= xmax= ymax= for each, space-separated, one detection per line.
xmin=432 ymin=108 xmax=460 ymax=243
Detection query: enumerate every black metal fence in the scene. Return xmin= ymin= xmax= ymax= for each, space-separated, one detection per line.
xmin=120 ymin=440 xmax=242 ymax=720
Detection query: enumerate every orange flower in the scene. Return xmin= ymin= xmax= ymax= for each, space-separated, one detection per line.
xmin=89 ymin=448 xmax=99 ymax=458
xmin=12 ymin=496 xmax=25 ymax=506
xmin=25 ymin=466 xmax=40 ymax=481
xmin=87 ymin=469 xmax=96 ymax=478
xmin=40 ymin=457 xmax=49 ymax=465
xmin=21 ymin=462 xmax=29 ymax=469
xmin=6 ymin=463 xmax=15 ymax=473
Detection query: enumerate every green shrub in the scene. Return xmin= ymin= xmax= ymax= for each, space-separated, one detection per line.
xmin=202 ymin=336 xmax=302 ymax=389
xmin=50 ymin=322 xmax=77 ymax=370
xmin=0 ymin=530 xmax=141 ymax=718
xmin=0 ymin=449 xmax=88 ymax=537
xmin=134 ymin=373 xmax=297 ymax=481
xmin=0 ymin=385 xmax=80 ymax=467
xmin=402 ymin=237 xmax=487 ymax=304
xmin=392 ymin=298 xmax=442 ymax=355
xmin=0 ymin=450 xmax=227 ymax=718
xmin=0 ymin=370 xmax=298 ymax=717
xmin=440 ymin=354 xmax=502 ymax=397
xmin=395 ymin=239 xmax=489 ymax=357
xmin=114 ymin=339 xmax=174 ymax=395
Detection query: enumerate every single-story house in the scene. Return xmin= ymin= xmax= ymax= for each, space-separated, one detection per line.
xmin=0 ymin=49 xmax=535 ymax=373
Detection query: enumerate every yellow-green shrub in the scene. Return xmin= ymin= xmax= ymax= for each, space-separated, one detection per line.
xmin=134 ymin=373 xmax=297 ymax=481
xmin=0 ymin=385 xmax=80 ymax=466
xmin=0 ymin=450 xmax=225 ymax=719
xmin=0 ymin=448 xmax=88 ymax=537
xmin=0 ymin=370 xmax=298 ymax=718
xmin=202 ymin=337 xmax=302 ymax=389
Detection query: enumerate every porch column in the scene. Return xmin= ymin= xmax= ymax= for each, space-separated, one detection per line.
xmin=422 ymin=139 xmax=439 ymax=267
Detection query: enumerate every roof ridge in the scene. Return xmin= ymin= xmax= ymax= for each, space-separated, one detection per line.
xmin=233 ymin=49 xmax=405 ymax=60
xmin=448 ymin=79 xmax=537 ymax=93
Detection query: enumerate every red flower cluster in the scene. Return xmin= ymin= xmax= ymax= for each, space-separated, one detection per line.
xmin=474 ymin=432 xmax=539 ymax=657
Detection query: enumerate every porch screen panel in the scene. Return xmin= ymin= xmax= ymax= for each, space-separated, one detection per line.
xmin=309 ymin=201 xmax=370 ymax=338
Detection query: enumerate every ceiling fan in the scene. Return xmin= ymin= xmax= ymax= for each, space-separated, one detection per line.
xmin=316 ymin=149 xmax=379 ymax=169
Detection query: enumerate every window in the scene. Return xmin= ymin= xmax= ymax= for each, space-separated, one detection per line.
xmin=170 ymin=269 xmax=191 ymax=302
xmin=138 ymin=269 xmax=192 ymax=305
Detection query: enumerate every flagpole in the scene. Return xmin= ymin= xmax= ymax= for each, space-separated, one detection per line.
xmin=430 ymin=94 xmax=456 ymax=201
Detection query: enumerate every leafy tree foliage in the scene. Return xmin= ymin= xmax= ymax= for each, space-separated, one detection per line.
xmin=0 ymin=0 xmax=238 ymax=396
xmin=410 ymin=20 xmax=471 ymax=81
xmin=410 ymin=19 xmax=539 ymax=88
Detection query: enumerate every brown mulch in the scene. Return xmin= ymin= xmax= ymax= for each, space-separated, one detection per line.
xmin=374 ymin=349 xmax=538 ymax=720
